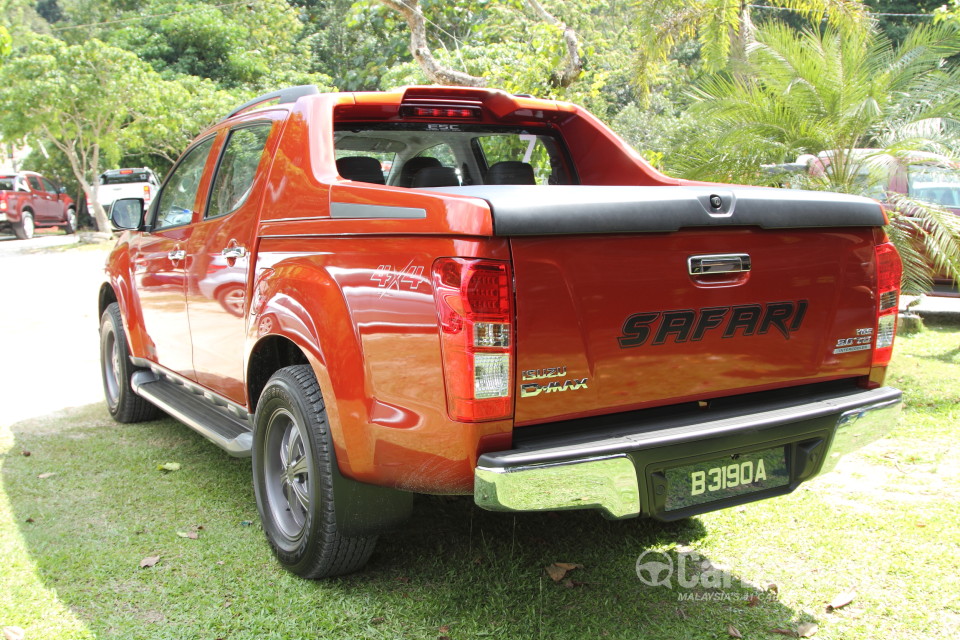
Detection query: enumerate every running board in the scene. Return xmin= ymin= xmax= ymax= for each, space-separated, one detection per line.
xmin=131 ymin=371 xmax=253 ymax=457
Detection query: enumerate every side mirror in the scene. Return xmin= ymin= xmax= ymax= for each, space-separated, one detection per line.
xmin=59 ymin=185 xmax=67 ymax=194
xmin=111 ymin=198 xmax=145 ymax=230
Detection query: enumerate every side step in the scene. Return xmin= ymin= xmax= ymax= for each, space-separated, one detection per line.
xmin=131 ymin=371 xmax=253 ymax=457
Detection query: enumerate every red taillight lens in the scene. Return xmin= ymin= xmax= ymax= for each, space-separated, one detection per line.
xmin=433 ymin=258 xmax=514 ymax=422
xmin=143 ymin=184 xmax=151 ymax=203
xmin=400 ymin=106 xmax=480 ymax=119
xmin=872 ymin=242 xmax=902 ymax=367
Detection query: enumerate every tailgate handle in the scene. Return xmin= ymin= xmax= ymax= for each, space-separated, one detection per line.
xmin=688 ymin=254 xmax=751 ymax=275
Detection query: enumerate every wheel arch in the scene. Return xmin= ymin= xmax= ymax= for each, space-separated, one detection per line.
xmin=247 ymin=334 xmax=311 ymax=414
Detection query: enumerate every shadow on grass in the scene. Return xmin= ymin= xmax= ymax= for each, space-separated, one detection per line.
xmin=3 ymin=403 xmax=806 ymax=639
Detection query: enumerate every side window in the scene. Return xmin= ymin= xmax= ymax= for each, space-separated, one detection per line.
xmin=41 ymin=177 xmax=57 ymax=193
xmin=27 ymin=176 xmax=42 ymax=191
xmin=153 ymin=138 xmax=215 ymax=230
xmin=206 ymin=124 xmax=271 ymax=219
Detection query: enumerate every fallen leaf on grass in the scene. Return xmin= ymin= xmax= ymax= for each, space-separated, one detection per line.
xmin=157 ymin=462 xmax=181 ymax=472
xmin=24 ymin=517 xmax=34 ymax=524
xmin=3 ymin=626 xmax=25 ymax=640
xmin=370 ymin=617 xmax=385 ymax=625
xmin=37 ymin=472 xmax=56 ymax=479
xmin=727 ymin=623 xmax=743 ymax=638
xmin=438 ymin=625 xmax=450 ymax=633
xmin=139 ymin=555 xmax=160 ymax=568
xmin=176 ymin=531 xmax=199 ymax=540
xmin=546 ymin=562 xmax=583 ymax=582
xmin=767 ymin=583 xmax=779 ymax=594
xmin=826 ymin=589 xmax=855 ymax=612
xmin=747 ymin=595 xmax=761 ymax=607
xmin=797 ymin=622 xmax=819 ymax=638
xmin=20 ymin=450 xmax=30 ymax=457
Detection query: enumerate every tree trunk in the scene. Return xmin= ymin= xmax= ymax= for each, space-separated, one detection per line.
xmin=377 ymin=0 xmax=582 ymax=89
xmin=377 ymin=0 xmax=486 ymax=87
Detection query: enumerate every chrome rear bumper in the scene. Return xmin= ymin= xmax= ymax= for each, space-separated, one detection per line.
xmin=475 ymin=385 xmax=901 ymax=519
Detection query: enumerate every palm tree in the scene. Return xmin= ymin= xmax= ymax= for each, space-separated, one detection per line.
xmin=669 ymin=21 xmax=960 ymax=294
xmin=632 ymin=0 xmax=869 ymax=92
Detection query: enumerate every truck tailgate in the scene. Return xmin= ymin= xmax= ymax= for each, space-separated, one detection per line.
xmin=429 ymin=184 xmax=887 ymax=425
xmin=509 ymin=226 xmax=879 ymax=424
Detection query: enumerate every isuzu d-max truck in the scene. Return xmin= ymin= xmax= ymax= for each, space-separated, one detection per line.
xmin=100 ymin=85 xmax=903 ymax=578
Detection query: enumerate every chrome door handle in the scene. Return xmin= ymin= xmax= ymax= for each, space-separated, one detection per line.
xmin=221 ymin=245 xmax=247 ymax=259
xmin=168 ymin=249 xmax=186 ymax=261
xmin=688 ymin=254 xmax=751 ymax=275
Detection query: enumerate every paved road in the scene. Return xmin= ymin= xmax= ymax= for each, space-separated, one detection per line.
xmin=0 ymin=232 xmax=111 ymax=426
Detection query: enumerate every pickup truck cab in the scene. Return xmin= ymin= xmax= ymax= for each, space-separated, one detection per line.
xmin=100 ymin=85 xmax=903 ymax=579
xmin=0 ymin=171 xmax=76 ymax=239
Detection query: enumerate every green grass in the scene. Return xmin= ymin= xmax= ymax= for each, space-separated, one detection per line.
xmin=2 ymin=326 xmax=959 ymax=639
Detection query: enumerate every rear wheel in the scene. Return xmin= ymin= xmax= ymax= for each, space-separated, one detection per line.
xmin=14 ymin=211 xmax=34 ymax=240
xmin=99 ymin=302 xmax=160 ymax=423
xmin=253 ymin=365 xmax=377 ymax=578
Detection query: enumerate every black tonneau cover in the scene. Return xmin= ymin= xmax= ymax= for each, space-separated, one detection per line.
xmin=426 ymin=185 xmax=885 ymax=235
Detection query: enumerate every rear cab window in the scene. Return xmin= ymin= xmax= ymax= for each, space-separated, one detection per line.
xmin=332 ymin=124 xmax=576 ymax=188
xmin=101 ymin=170 xmax=154 ymax=185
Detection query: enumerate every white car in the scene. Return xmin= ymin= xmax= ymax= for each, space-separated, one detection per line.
xmin=91 ymin=168 xmax=160 ymax=213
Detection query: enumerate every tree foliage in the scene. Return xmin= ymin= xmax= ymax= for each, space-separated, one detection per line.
xmin=0 ymin=34 xmax=233 ymax=231
xmin=671 ymin=21 xmax=960 ymax=292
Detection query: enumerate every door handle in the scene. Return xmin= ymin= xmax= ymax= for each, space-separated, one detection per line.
xmin=221 ymin=245 xmax=247 ymax=260
xmin=168 ymin=249 xmax=186 ymax=261
xmin=688 ymin=254 xmax=751 ymax=275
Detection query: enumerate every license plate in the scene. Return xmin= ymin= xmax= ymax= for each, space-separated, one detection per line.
xmin=663 ymin=447 xmax=789 ymax=511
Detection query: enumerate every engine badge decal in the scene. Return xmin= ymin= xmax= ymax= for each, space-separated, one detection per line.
xmin=833 ymin=328 xmax=873 ymax=354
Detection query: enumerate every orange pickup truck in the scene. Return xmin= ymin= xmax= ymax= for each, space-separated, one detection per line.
xmin=100 ymin=86 xmax=903 ymax=578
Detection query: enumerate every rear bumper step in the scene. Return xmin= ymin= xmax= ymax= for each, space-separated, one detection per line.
xmin=474 ymin=384 xmax=901 ymax=520
xmin=131 ymin=371 xmax=253 ymax=457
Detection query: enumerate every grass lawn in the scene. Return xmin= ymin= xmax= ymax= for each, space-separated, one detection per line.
xmin=1 ymin=325 xmax=958 ymax=639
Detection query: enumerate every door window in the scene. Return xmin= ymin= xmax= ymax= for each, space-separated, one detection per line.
xmin=153 ymin=138 xmax=215 ymax=230
xmin=40 ymin=177 xmax=57 ymax=193
xmin=206 ymin=124 xmax=271 ymax=219
xmin=27 ymin=176 xmax=42 ymax=191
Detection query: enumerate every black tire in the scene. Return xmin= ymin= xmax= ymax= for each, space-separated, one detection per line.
xmin=99 ymin=302 xmax=161 ymax=423
xmin=64 ymin=208 xmax=77 ymax=234
xmin=14 ymin=210 xmax=34 ymax=240
xmin=253 ymin=365 xmax=377 ymax=579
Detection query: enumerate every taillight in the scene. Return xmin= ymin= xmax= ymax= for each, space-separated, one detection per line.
xmin=872 ymin=242 xmax=902 ymax=366
xmin=433 ymin=258 xmax=514 ymax=422
xmin=143 ymin=184 xmax=151 ymax=203
xmin=0 ymin=194 xmax=6 ymax=211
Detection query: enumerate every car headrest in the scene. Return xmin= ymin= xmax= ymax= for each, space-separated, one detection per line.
xmin=412 ymin=166 xmax=459 ymax=188
xmin=486 ymin=161 xmax=535 ymax=185
xmin=336 ymin=156 xmax=385 ymax=184
xmin=398 ymin=156 xmax=442 ymax=188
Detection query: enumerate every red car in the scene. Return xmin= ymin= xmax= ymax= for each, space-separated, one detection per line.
xmin=0 ymin=171 xmax=77 ymax=239
xmin=100 ymin=86 xmax=903 ymax=578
